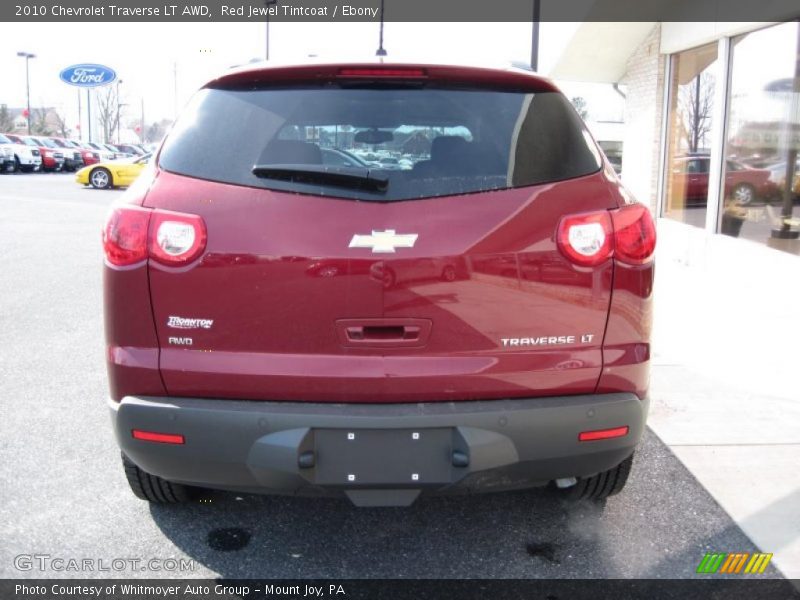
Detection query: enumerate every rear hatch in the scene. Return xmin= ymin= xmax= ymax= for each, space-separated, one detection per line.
xmin=145 ymin=64 xmax=618 ymax=403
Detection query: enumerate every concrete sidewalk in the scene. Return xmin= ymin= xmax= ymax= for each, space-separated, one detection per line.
xmin=647 ymin=218 xmax=800 ymax=579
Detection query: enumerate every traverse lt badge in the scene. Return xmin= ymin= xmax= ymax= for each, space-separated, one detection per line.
xmin=349 ymin=230 xmax=418 ymax=253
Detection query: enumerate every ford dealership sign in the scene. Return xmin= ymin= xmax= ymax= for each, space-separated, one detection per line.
xmin=59 ymin=64 xmax=117 ymax=88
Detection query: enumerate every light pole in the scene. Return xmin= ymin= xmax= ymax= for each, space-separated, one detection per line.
xmin=530 ymin=0 xmax=540 ymax=71
xmin=376 ymin=0 xmax=387 ymax=57
xmin=264 ymin=0 xmax=277 ymax=60
xmin=116 ymin=79 xmax=123 ymax=143
xmin=16 ymin=51 xmax=36 ymax=134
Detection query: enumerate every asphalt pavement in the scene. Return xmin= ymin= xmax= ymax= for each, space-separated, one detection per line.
xmin=0 ymin=173 xmax=783 ymax=579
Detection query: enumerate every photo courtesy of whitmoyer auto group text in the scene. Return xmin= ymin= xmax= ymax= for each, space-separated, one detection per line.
xmin=1 ymin=0 xmax=799 ymax=598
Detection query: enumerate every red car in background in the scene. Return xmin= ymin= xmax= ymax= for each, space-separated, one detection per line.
xmin=669 ymin=155 xmax=777 ymax=206
xmin=67 ymin=140 xmax=101 ymax=166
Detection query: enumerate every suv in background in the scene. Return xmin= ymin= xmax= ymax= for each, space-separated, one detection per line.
xmin=48 ymin=137 xmax=84 ymax=172
xmin=2 ymin=133 xmax=43 ymax=172
xmin=104 ymin=62 xmax=655 ymax=507
xmin=22 ymin=135 xmax=64 ymax=172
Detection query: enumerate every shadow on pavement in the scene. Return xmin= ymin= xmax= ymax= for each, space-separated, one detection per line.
xmin=147 ymin=429 xmax=781 ymax=579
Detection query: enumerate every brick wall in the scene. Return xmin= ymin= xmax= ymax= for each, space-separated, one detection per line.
xmin=620 ymin=24 xmax=665 ymax=214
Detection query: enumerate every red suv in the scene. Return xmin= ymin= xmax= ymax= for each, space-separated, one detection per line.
xmin=104 ymin=63 xmax=656 ymax=507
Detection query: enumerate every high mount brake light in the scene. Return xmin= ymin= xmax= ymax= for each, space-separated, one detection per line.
xmin=556 ymin=204 xmax=656 ymax=267
xmin=102 ymin=206 xmax=207 ymax=267
xmin=337 ymin=67 xmax=427 ymax=78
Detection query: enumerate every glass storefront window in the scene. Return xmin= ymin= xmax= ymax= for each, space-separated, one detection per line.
xmin=664 ymin=44 xmax=718 ymax=227
xmin=663 ymin=43 xmax=719 ymax=228
xmin=722 ymin=22 xmax=800 ymax=254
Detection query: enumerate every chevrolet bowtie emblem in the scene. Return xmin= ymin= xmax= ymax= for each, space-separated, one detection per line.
xmin=348 ymin=230 xmax=419 ymax=253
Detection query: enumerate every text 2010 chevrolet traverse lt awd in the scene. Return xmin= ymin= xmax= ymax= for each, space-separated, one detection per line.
xmin=103 ymin=62 xmax=655 ymax=507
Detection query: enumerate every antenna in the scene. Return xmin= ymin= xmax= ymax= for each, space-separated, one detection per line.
xmin=376 ymin=0 xmax=387 ymax=57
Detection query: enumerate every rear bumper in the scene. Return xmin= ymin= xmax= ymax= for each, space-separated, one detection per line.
xmin=111 ymin=393 xmax=648 ymax=506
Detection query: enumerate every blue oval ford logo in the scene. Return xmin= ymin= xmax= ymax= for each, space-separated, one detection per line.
xmin=59 ymin=64 xmax=117 ymax=88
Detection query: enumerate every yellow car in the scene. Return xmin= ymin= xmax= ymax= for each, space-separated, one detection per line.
xmin=76 ymin=154 xmax=150 ymax=189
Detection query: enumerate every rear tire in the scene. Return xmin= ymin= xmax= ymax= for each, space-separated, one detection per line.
xmin=564 ymin=452 xmax=634 ymax=501
xmin=122 ymin=454 xmax=193 ymax=503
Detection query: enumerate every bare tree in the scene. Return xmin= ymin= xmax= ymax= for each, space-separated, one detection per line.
xmin=678 ymin=72 xmax=714 ymax=152
xmin=52 ymin=110 xmax=71 ymax=138
xmin=31 ymin=108 xmax=54 ymax=136
xmin=0 ymin=104 xmax=13 ymax=132
xmin=570 ymin=96 xmax=589 ymax=120
xmin=95 ymin=86 xmax=123 ymax=143
xmin=145 ymin=119 xmax=171 ymax=144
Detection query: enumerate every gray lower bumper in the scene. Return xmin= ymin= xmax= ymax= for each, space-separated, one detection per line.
xmin=111 ymin=393 xmax=648 ymax=506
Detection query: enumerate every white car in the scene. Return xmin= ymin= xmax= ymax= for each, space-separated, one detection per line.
xmin=0 ymin=133 xmax=42 ymax=172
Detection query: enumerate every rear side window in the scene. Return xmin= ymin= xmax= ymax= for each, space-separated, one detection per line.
xmin=159 ymin=85 xmax=601 ymax=202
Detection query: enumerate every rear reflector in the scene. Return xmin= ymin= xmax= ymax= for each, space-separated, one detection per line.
xmin=132 ymin=429 xmax=185 ymax=444
xmin=578 ymin=426 xmax=629 ymax=442
xmin=337 ymin=67 xmax=427 ymax=78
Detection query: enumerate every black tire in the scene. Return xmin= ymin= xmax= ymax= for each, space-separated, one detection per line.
xmin=122 ymin=453 xmax=193 ymax=503
xmin=441 ymin=265 xmax=457 ymax=282
xmin=12 ymin=157 xmax=21 ymax=173
xmin=89 ymin=167 xmax=112 ymax=189
xmin=564 ymin=452 xmax=634 ymax=501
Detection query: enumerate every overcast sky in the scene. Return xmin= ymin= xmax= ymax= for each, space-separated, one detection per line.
xmin=1 ymin=21 xmax=628 ymax=138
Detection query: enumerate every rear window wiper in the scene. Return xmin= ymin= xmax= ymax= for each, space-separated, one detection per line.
xmin=251 ymin=164 xmax=388 ymax=193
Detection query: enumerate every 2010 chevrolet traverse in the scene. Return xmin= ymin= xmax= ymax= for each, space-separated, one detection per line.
xmin=103 ymin=62 xmax=655 ymax=507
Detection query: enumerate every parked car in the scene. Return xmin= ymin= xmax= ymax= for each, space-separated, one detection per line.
xmin=68 ymin=140 xmax=101 ymax=166
xmin=104 ymin=62 xmax=655 ymax=507
xmin=103 ymin=143 xmax=129 ymax=159
xmin=2 ymin=133 xmax=43 ymax=172
xmin=76 ymin=153 xmax=150 ymax=189
xmin=114 ymin=143 xmax=147 ymax=156
xmin=20 ymin=135 xmax=65 ymax=172
xmin=669 ymin=155 xmax=777 ymax=206
xmin=320 ymin=147 xmax=370 ymax=168
xmin=84 ymin=141 xmax=116 ymax=161
xmin=48 ymin=137 xmax=84 ymax=172
xmin=0 ymin=142 xmax=14 ymax=172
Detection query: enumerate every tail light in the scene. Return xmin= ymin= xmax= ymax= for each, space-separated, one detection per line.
xmin=611 ymin=203 xmax=657 ymax=264
xmin=557 ymin=203 xmax=655 ymax=267
xmin=103 ymin=206 xmax=206 ymax=267
xmin=103 ymin=206 xmax=150 ymax=266
xmin=149 ymin=209 xmax=207 ymax=265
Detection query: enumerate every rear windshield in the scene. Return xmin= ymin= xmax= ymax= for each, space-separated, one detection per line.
xmin=159 ymin=85 xmax=601 ymax=202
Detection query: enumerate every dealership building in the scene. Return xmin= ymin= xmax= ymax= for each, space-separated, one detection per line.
xmin=552 ymin=21 xmax=800 ymax=259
